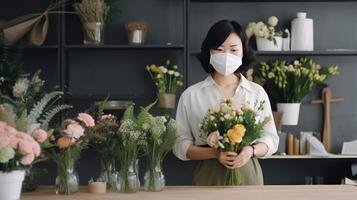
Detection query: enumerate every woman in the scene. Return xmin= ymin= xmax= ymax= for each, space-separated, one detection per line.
xmin=173 ymin=20 xmax=279 ymax=185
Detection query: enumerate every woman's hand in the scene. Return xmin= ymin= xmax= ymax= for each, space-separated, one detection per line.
xmin=232 ymin=146 xmax=253 ymax=168
xmin=217 ymin=151 xmax=237 ymax=169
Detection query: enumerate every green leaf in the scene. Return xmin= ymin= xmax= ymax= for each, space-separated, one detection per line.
xmin=40 ymin=104 xmax=73 ymax=129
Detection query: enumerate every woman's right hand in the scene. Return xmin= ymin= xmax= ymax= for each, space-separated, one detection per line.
xmin=217 ymin=151 xmax=237 ymax=169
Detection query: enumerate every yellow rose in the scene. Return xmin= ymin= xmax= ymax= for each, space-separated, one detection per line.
xmin=227 ymin=124 xmax=246 ymax=144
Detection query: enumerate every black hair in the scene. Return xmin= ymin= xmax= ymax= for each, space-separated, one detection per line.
xmin=197 ymin=20 xmax=255 ymax=74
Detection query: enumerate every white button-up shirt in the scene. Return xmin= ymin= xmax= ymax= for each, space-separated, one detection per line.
xmin=173 ymin=74 xmax=279 ymax=161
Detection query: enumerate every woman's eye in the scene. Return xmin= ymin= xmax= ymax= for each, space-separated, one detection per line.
xmin=231 ymin=49 xmax=239 ymax=52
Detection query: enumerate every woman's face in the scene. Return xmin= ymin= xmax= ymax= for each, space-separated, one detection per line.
xmin=210 ymin=33 xmax=243 ymax=57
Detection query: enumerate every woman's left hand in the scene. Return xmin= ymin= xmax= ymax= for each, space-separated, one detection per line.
xmin=232 ymin=146 xmax=253 ymax=168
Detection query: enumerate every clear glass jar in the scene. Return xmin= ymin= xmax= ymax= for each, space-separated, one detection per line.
xmin=98 ymin=159 xmax=119 ymax=191
xmin=83 ymin=22 xmax=104 ymax=45
xmin=55 ymin=160 xmax=79 ymax=195
xmin=118 ymin=160 xmax=139 ymax=193
xmin=144 ymin=161 xmax=165 ymax=192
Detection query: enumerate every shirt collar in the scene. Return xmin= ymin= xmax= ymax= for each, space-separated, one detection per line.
xmin=200 ymin=73 xmax=252 ymax=92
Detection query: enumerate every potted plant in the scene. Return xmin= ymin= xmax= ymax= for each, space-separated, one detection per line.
xmin=146 ymin=59 xmax=183 ymax=116
xmin=245 ymin=16 xmax=283 ymax=51
xmin=0 ymin=121 xmax=42 ymax=200
xmin=247 ymin=57 xmax=339 ymax=125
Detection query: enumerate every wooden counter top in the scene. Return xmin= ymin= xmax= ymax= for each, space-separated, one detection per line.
xmin=22 ymin=185 xmax=357 ymax=200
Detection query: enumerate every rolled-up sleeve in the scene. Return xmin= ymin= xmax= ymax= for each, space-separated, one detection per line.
xmin=173 ymin=92 xmax=193 ymax=161
xmin=255 ymin=88 xmax=279 ymax=158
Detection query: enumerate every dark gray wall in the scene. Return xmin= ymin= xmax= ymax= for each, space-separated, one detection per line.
xmin=1 ymin=0 xmax=357 ymax=186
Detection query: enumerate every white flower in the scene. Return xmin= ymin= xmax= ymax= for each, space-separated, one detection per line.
xmin=13 ymin=78 xmax=29 ymax=98
xmin=174 ymin=72 xmax=180 ymax=77
xmin=245 ymin=22 xmax=256 ymax=38
xmin=142 ymin=123 xmax=150 ymax=130
xmin=64 ymin=123 xmax=84 ymax=140
xmin=209 ymin=116 xmax=215 ymax=121
xmin=268 ymin=16 xmax=279 ymax=27
xmin=168 ymin=70 xmax=174 ymax=75
xmin=173 ymin=65 xmax=178 ymax=70
xmin=254 ymin=22 xmax=269 ymax=38
xmin=268 ymin=72 xmax=275 ymax=79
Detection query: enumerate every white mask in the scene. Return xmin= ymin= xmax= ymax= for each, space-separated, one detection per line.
xmin=209 ymin=53 xmax=242 ymax=76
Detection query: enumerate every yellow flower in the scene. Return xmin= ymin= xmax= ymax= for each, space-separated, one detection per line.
xmin=227 ymin=124 xmax=246 ymax=144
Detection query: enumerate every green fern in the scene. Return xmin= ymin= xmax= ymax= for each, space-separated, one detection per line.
xmin=27 ymin=91 xmax=63 ymax=125
xmin=40 ymin=104 xmax=73 ymax=129
xmin=136 ymin=101 xmax=156 ymax=126
xmin=122 ymin=104 xmax=135 ymax=121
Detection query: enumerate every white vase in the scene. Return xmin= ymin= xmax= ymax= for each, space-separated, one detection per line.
xmin=291 ymin=12 xmax=314 ymax=51
xmin=0 ymin=170 xmax=25 ymax=200
xmin=256 ymin=36 xmax=282 ymax=51
xmin=277 ymin=103 xmax=301 ymax=126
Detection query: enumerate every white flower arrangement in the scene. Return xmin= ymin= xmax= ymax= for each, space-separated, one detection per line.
xmin=245 ymin=16 xmax=283 ymax=45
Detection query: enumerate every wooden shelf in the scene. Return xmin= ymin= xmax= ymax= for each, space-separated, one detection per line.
xmin=65 ymin=94 xmax=155 ymax=101
xmin=266 ymin=155 xmax=357 ymax=160
xmin=190 ymin=0 xmax=356 ymax=2
xmin=64 ymin=44 xmax=185 ymax=51
xmin=190 ymin=50 xmax=357 ymax=56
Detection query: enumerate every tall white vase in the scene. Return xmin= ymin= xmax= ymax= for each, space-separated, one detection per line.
xmin=256 ymin=36 xmax=282 ymax=51
xmin=277 ymin=103 xmax=301 ymax=126
xmin=291 ymin=12 xmax=314 ymax=51
xmin=0 ymin=170 xmax=25 ymax=200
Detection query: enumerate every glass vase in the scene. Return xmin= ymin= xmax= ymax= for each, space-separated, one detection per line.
xmin=83 ymin=22 xmax=104 ymax=45
xmin=118 ymin=160 xmax=139 ymax=193
xmin=144 ymin=161 xmax=165 ymax=192
xmin=98 ymin=159 xmax=119 ymax=191
xmin=55 ymin=158 xmax=79 ymax=195
xmin=22 ymin=167 xmax=38 ymax=192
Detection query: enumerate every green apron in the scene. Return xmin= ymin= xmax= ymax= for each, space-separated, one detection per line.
xmin=192 ymin=158 xmax=264 ymax=185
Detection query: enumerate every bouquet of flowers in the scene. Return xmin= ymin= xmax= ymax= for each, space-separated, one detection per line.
xmin=116 ymin=103 xmax=154 ymax=193
xmin=246 ymin=57 xmax=339 ymax=103
xmin=45 ymin=112 xmax=94 ymax=195
xmin=199 ymin=99 xmax=270 ymax=185
xmin=87 ymin=113 xmax=120 ymax=190
xmin=0 ymin=121 xmax=41 ymax=171
xmin=141 ymin=114 xmax=177 ymax=191
xmin=245 ymin=16 xmax=282 ymax=45
xmin=146 ymin=59 xmax=183 ymax=110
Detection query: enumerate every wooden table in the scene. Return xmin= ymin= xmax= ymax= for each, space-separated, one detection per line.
xmin=22 ymin=185 xmax=357 ymax=200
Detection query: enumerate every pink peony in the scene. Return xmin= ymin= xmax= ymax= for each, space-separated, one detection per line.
xmin=77 ymin=113 xmax=95 ymax=127
xmin=64 ymin=123 xmax=84 ymax=140
xmin=32 ymin=142 xmax=41 ymax=157
xmin=9 ymin=136 xmax=19 ymax=149
xmin=18 ymin=140 xmax=34 ymax=155
xmin=33 ymin=129 xmax=48 ymax=143
xmin=207 ymin=131 xmax=221 ymax=147
xmin=0 ymin=136 xmax=10 ymax=148
xmin=20 ymin=153 xmax=35 ymax=165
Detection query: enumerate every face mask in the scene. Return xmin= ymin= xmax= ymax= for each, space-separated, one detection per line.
xmin=209 ymin=53 xmax=242 ymax=76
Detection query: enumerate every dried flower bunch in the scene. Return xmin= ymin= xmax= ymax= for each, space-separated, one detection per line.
xmin=74 ymin=0 xmax=110 ymax=23
xmin=126 ymin=22 xmax=147 ymax=32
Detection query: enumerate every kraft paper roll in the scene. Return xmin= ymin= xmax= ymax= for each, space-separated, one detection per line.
xmin=287 ymin=133 xmax=294 ymax=155
xmin=88 ymin=182 xmax=106 ymax=194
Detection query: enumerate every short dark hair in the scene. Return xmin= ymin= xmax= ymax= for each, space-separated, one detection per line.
xmin=197 ymin=20 xmax=255 ymax=74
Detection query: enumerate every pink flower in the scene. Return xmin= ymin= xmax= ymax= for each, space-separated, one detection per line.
xmin=20 ymin=153 xmax=35 ymax=165
xmin=9 ymin=136 xmax=19 ymax=149
xmin=64 ymin=123 xmax=84 ymax=140
xmin=77 ymin=113 xmax=95 ymax=127
xmin=0 ymin=136 xmax=10 ymax=148
xmin=18 ymin=140 xmax=34 ymax=155
xmin=207 ymin=131 xmax=221 ymax=147
xmin=32 ymin=142 xmax=41 ymax=157
xmin=33 ymin=129 xmax=48 ymax=143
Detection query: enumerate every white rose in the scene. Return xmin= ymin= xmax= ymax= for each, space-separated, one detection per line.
xmin=168 ymin=70 xmax=174 ymax=75
xmin=254 ymin=22 xmax=269 ymax=38
xmin=174 ymin=72 xmax=180 ymax=77
xmin=268 ymin=16 xmax=278 ymax=27
xmin=13 ymin=78 xmax=30 ymax=98
xmin=245 ymin=22 xmax=256 ymax=38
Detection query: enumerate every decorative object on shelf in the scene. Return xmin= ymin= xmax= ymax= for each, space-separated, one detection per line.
xmin=247 ymin=57 xmax=339 ymax=126
xmin=88 ymin=179 xmax=106 ymax=194
xmin=126 ymin=22 xmax=147 ymax=44
xmin=245 ymin=16 xmax=283 ymax=51
xmin=282 ymin=29 xmax=290 ymax=51
xmin=116 ymin=103 xmax=155 ymax=193
xmin=74 ymin=0 xmax=110 ymax=45
xmin=0 ymin=121 xmax=41 ymax=200
xmin=200 ymin=99 xmax=270 ymax=185
xmin=142 ymin=114 xmax=177 ymax=192
xmin=291 ymin=12 xmax=314 ymax=51
xmin=0 ymin=0 xmax=68 ymax=46
xmin=287 ymin=133 xmax=294 ymax=155
xmin=45 ymin=112 xmax=95 ymax=195
xmin=300 ymin=131 xmax=314 ymax=155
xmin=311 ymin=87 xmax=344 ymax=152
xmin=146 ymin=59 xmax=183 ymax=114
